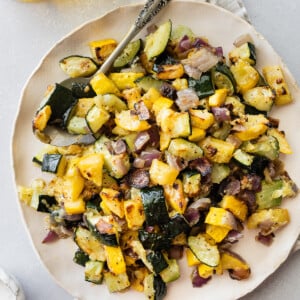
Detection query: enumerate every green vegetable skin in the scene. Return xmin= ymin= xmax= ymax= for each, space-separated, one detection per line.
xmin=25 ymin=17 xmax=298 ymax=300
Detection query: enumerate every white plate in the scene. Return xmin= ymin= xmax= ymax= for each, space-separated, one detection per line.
xmin=12 ymin=1 xmax=300 ymax=299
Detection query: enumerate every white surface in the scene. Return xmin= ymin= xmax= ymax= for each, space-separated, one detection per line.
xmin=1 ymin=0 xmax=300 ymax=300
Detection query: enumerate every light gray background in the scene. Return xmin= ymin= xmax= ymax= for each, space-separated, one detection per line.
xmin=1 ymin=0 xmax=299 ymax=299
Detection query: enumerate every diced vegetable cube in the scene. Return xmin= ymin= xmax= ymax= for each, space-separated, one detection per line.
xmin=219 ymin=195 xmax=248 ymax=221
xmin=109 ymin=72 xmax=144 ymax=90
xmin=149 ymin=159 xmax=179 ymax=185
xmin=208 ymin=88 xmax=227 ymax=107
xmin=90 ymin=72 xmax=120 ymax=95
xmin=205 ymin=207 xmax=237 ymax=230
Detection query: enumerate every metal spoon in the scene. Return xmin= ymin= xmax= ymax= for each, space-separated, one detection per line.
xmin=37 ymin=0 xmax=171 ymax=147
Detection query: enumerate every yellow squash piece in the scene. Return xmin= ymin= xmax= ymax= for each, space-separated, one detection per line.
xmin=164 ymin=179 xmax=188 ymax=214
xmin=122 ymin=87 xmax=142 ymax=109
xmin=219 ymin=195 xmax=248 ymax=222
xmin=205 ymin=207 xmax=237 ymax=230
xmin=109 ymin=72 xmax=144 ymax=90
xmin=124 ymin=199 xmax=145 ymax=229
xmin=33 ymin=105 xmax=52 ymax=131
xmin=188 ymin=127 xmax=206 ymax=142
xmin=233 ymin=114 xmax=269 ymax=141
xmin=75 ymin=98 xmax=94 ymax=117
xmin=62 ymin=166 xmax=85 ymax=202
xmin=89 ymin=39 xmax=117 ymax=64
xmin=77 ymin=153 xmax=104 ymax=187
xmin=90 ymin=72 xmax=120 ymax=96
xmin=186 ymin=248 xmax=201 ymax=266
xmin=262 ymin=65 xmax=292 ymax=105
xmin=152 ymin=96 xmax=173 ymax=116
xmin=208 ymin=88 xmax=228 ymax=107
xmin=221 ymin=251 xmax=250 ymax=272
xmin=206 ymin=224 xmax=230 ymax=243
xmin=115 ymin=110 xmax=151 ymax=132
xmin=172 ymin=78 xmax=188 ymax=90
xmin=100 ymin=188 xmax=124 ymax=219
xmin=230 ymin=59 xmax=259 ymax=94
xmin=189 ymin=109 xmax=215 ymax=130
xmin=198 ymin=263 xmax=215 ymax=279
xmin=104 ymin=245 xmax=127 ymax=275
xmin=149 ymin=159 xmax=179 ymax=185
xmin=64 ymin=197 xmax=86 ymax=215
xmin=200 ymin=136 xmax=235 ymax=163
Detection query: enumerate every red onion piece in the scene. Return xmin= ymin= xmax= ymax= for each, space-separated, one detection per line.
xmin=134 ymin=101 xmax=151 ymax=120
xmin=224 ymin=178 xmax=241 ymax=195
xmin=178 ymin=35 xmax=192 ymax=52
xmin=42 ymin=230 xmax=59 ymax=243
xmin=214 ymin=46 xmax=224 ymax=58
xmin=176 ymin=88 xmax=200 ymax=111
xmin=211 ymin=107 xmax=231 ymax=122
xmin=237 ymin=189 xmax=257 ymax=214
xmin=127 ymin=169 xmax=150 ymax=189
xmin=256 ymin=232 xmax=274 ymax=246
xmin=184 ymin=208 xmax=200 ymax=226
xmin=165 ymin=151 xmax=188 ymax=171
xmin=134 ymin=131 xmax=150 ymax=152
xmin=189 ymin=198 xmax=211 ymax=210
xmin=189 ymin=157 xmax=212 ymax=176
xmin=191 ymin=268 xmax=211 ymax=287
xmin=168 ymin=246 xmax=184 ymax=259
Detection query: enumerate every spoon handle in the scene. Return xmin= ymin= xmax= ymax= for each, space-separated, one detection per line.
xmin=99 ymin=0 xmax=171 ymax=74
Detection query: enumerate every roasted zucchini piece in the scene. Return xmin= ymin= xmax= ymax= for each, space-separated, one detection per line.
xmin=241 ymin=135 xmax=280 ymax=160
xmin=256 ymin=180 xmax=283 ymax=209
xmin=85 ymin=260 xmax=104 ymax=284
xmin=188 ymin=72 xmax=215 ymax=99
xmin=213 ymin=63 xmax=237 ymax=95
xmin=210 ymin=163 xmax=230 ymax=184
xmin=41 ymin=153 xmax=67 ymax=177
xmin=59 ymin=55 xmax=98 ymax=78
xmin=85 ymin=105 xmax=110 ymax=134
xmin=135 ymin=76 xmax=163 ymax=92
xmin=73 ymin=249 xmax=89 ymax=266
xmin=147 ymin=251 xmax=168 ymax=274
xmin=104 ymin=271 xmax=130 ymax=293
xmin=34 ymin=83 xmax=78 ymax=129
xmin=188 ymin=234 xmax=220 ymax=267
xmin=140 ymin=186 xmax=169 ymax=226
xmin=159 ymin=257 xmax=180 ymax=283
xmin=267 ymin=128 xmax=292 ymax=154
xmin=144 ymin=274 xmax=167 ymax=300
xmin=167 ymin=138 xmax=203 ymax=161
xmin=144 ymin=20 xmax=172 ymax=60
xmin=67 ymin=116 xmax=90 ymax=135
xmin=35 ymin=194 xmax=58 ymax=213
xmin=243 ymin=86 xmax=275 ymax=112
xmin=113 ymin=39 xmax=142 ymax=68
xmin=182 ymin=170 xmax=202 ymax=197
xmin=233 ymin=149 xmax=254 ymax=167
xmin=229 ymin=42 xmax=256 ymax=65
xmin=89 ymin=39 xmax=117 ymax=64
xmin=74 ymin=226 xmax=106 ymax=262
xmin=94 ymin=94 xmax=127 ymax=113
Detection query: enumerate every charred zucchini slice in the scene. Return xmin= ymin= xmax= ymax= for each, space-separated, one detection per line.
xmin=140 ymin=186 xmax=169 ymax=226
xmin=188 ymin=72 xmax=215 ymax=99
xmin=85 ymin=105 xmax=110 ymax=134
xmin=229 ymin=42 xmax=256 ymax=65
xmin=59 ymin=55 xmax=98 ymax=78
xmin=85 ymin=260 xmax=104 ymax=284
xmin=135 ymin=76 xmax=163 ymax=91
xmin=213 ymin=63 xmax=237 ymax=95
xmin=144 ymin=20 xmax=172 ymax=60
xmin=144 ymin=274 xmax=167 ymax=300
xmin=41 ymin=153 xmax=67 ymax=176
xmin=188 ymin=234 xmax=220 ymax=267
xmin=113 ymin=39 xmax=142 ymax=68
xmin=35 ymin=83 xmax=78 ymax=129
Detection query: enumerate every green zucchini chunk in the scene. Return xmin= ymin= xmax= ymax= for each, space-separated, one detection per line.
xmin=213 ymin=63 xmax=237 ymax=95
xmin=144 ymin=20 xmax=172 ymax=60
xmin=85 ymin=105 xmax=110 ymax=134
xmin=86 ymin=213 xmax=119 ymax=246
xmin=229 ymin=42 xmax=256 ymax=65
xmin=138 ymin=230 xmax=172 ymax=251
xmin=84 ymin=260 xmax=104 ymax=284
xmin=74 ymin=226 xmax=106 ymax=261
xmin=36 ymin=195 xmax=58 ymax=213
xmin=147 ymin=251 xmax=168 ymax=274
xmin=67 ymin=116 xmax=90 ymax=135
xmin=144 ymin=274 xmax=167 ymax=300
xmin=41 ymin=153 xmax=67 ymax=176
xmin=159 ymin=257 xmax=180 ymax=283
xmin=140 ymin=186 xmax=169 ymax=226
xmin=59 ymin=55 xmax=98 ymax=78
xmin=73 ymin=249 xmax=90 ymax=266
xmin=188 ymin=72 xmax=215 ymax=99
xmin=256 ymin=179 xmax=283 ymax=209
xmin=135 ymin=76 xmax=163 ymax=92
xmin=188 ymin=234 xmax=220 ymax=267
xmin=37 ymin=83 xmax=78 ymax=128
xmin=113 ymin=39 xmax=142 ymax=68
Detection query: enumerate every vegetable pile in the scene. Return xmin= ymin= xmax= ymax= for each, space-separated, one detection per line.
xmin=19 ymin=20 xmax=298 ymax=299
